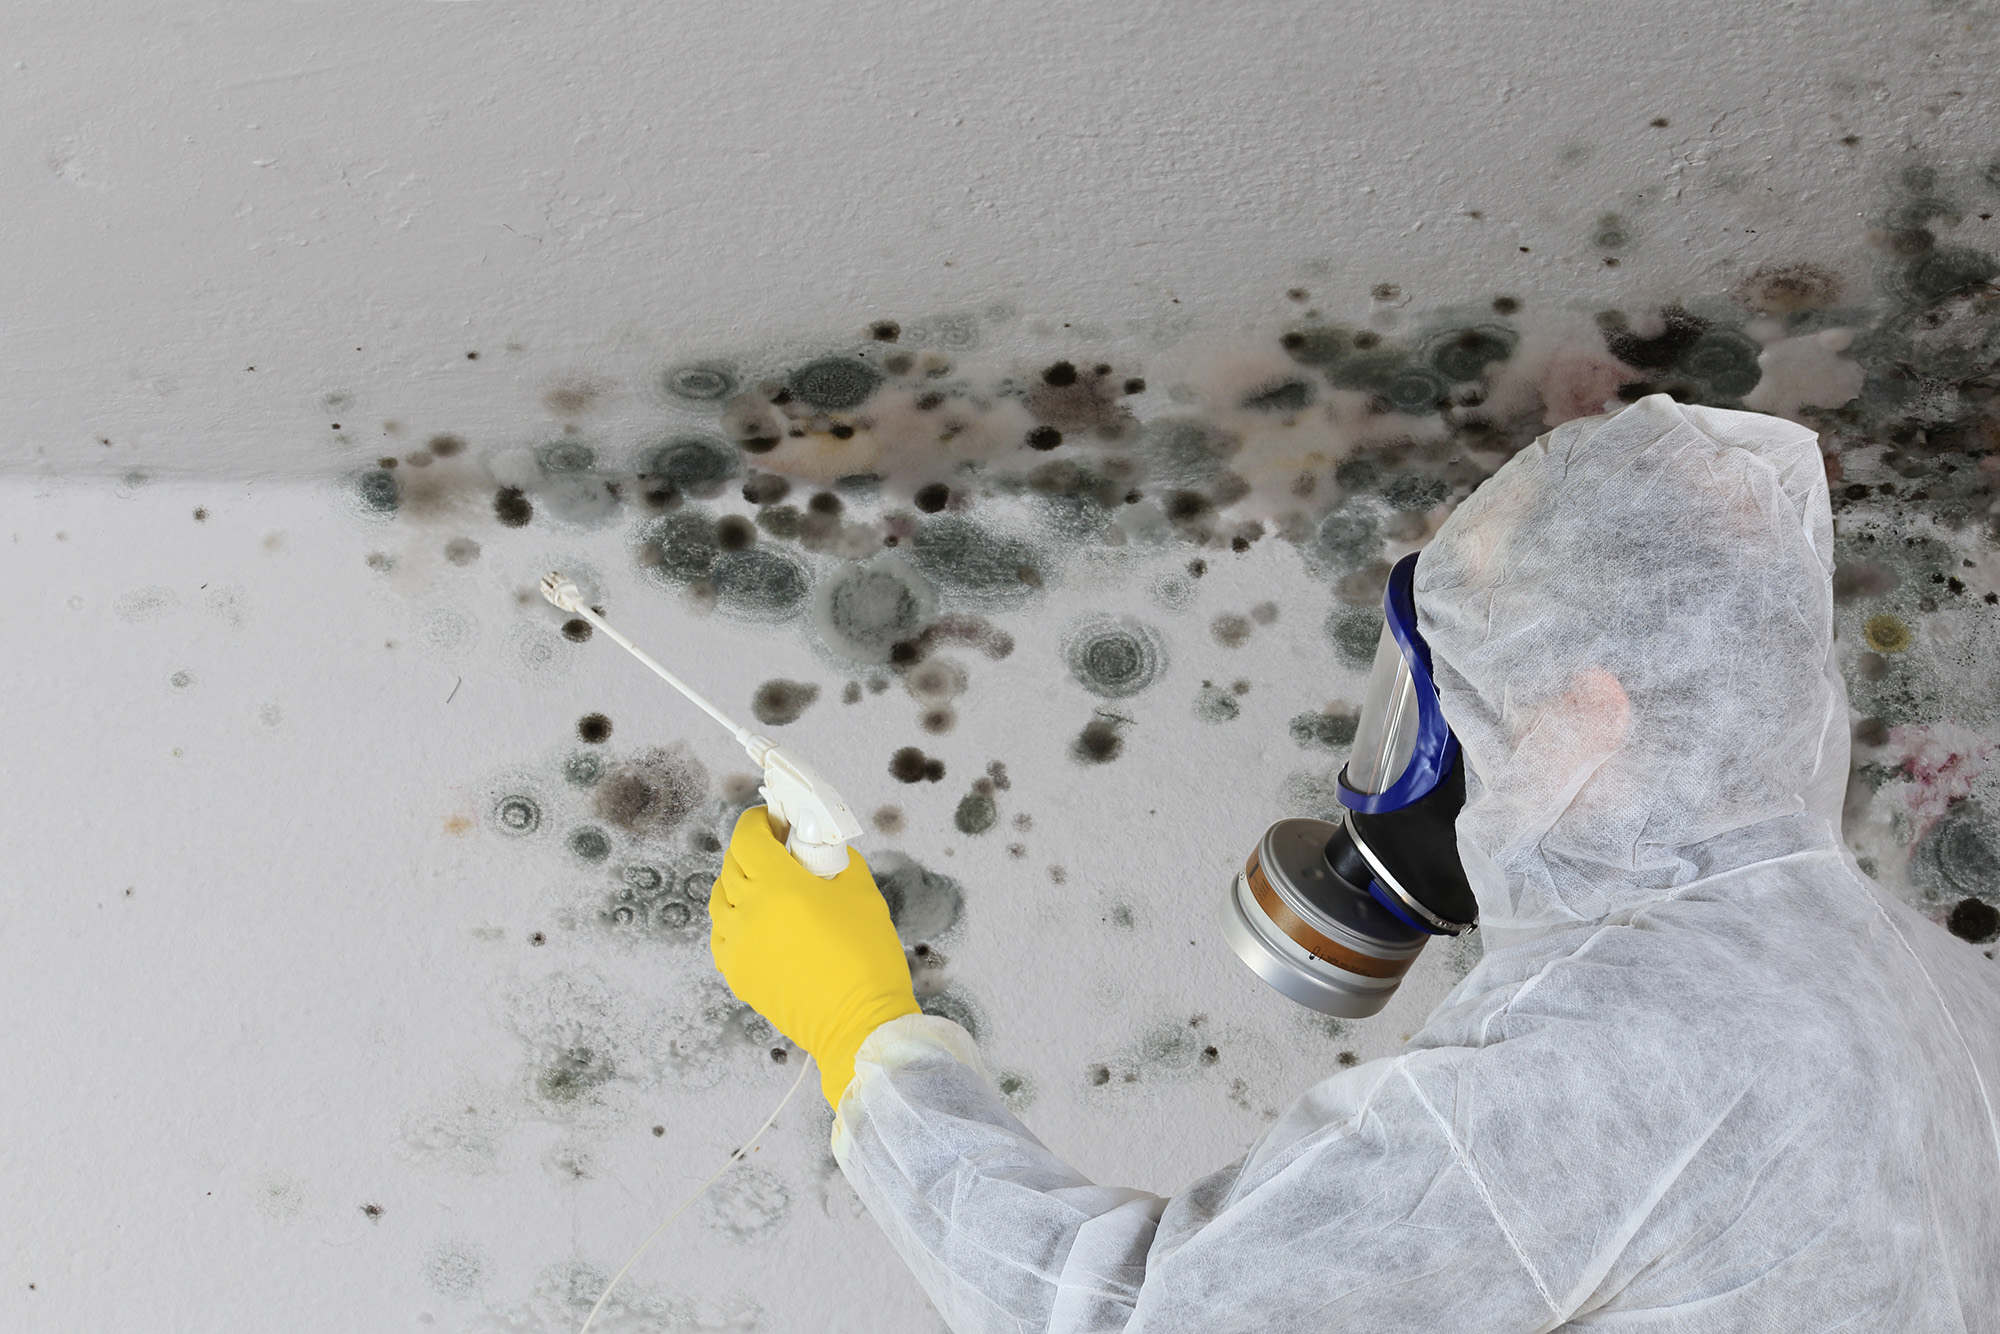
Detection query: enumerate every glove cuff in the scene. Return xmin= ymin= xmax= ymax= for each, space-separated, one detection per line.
xmin=817 ymin=993 xmax=923 ymax=1105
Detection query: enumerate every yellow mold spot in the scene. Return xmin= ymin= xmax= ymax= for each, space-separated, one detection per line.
xmin=1863 ymin=613 xmax=1912 ymax=654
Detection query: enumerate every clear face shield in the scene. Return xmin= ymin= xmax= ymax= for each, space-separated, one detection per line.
xmin=1220 ymin=552 xmax=1478 ymax=1017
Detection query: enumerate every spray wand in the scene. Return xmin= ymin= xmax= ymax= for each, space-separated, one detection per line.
xmin=539 ymin=572 xmax=862 ymax=877
xmin=538 ymin=571 xmax=851 ymax=1331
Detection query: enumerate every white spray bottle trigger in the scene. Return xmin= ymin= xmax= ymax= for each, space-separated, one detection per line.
xmin=745 ymin=736 xmax=863 ymax=879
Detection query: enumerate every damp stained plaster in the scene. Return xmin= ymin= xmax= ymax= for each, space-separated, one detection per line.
xmin=7 ymin=3 xmax=2000 ymax=1331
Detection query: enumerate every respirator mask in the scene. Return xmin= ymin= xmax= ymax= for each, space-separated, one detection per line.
xmin=1221 ymin=551 xmax=1478 ymax=1016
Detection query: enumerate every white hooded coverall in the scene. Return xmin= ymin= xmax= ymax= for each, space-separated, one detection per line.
xmin=830 ymin=395 xmax=2000 ymax=1331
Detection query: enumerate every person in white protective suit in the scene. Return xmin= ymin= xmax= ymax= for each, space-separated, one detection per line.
xmin=709 ymin=393 xmax=2000 ymax=1330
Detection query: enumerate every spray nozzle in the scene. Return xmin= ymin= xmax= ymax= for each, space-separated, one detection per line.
xmin=539 ymin=572 xmax=586 ymax=614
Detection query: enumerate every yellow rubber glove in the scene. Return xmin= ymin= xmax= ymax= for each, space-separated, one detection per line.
xmin=709 ymin=807 xmax=921 ymax=1106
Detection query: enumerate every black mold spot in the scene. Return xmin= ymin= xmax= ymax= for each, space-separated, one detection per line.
xmin=1678 ymin=329 xmax=1763 ymax=399
xmin=494 ymin=795 xmax=541 ymax=835
xmin=494 ymin=487 xmax=533 ymax=527
xmin=663 ymin=362 xmax=739 ymax=403
xmin=643 ymin=435 xmax=739 ymax=497
xmin=906 ymin=516 xmax=1042 ymax=603
xmin=1027 ymin=426 xmax=1063 ymax=450
xmin=716 ymin=516 xmax=756 ymax=551
xmin=808 ymin=491 xmax=843 ymax=516
xmin=1315 ymin=508 xmax=1382 ymax=571
xmin=444 ymin=536 xmax=481 ymax=565
xmin=920 ymin=706 xmax=956 ymax=734
xmin=1042 ymin=361 xmax=1078 ymax=387
xmin=1491 ymin=296 xmax=1521 ymax=315
xmin=1914 ymin=805 xmax=2000 ymax=901
xmin=561 ymin=618 xmax=593 ymax=643
xmin=870 ymin=320 xmax=901 ymax=342
xmin=756 ymin=504 xmax=802 ymax=538
xmin=914 ymin=482 xmax=951 ymax=512
xmin=1280 ymin=326 xmax=1356 ymax=366
xmin=578 ymin=713 xmax=613 ymax=744
xmin=1902 ymin=246 xmax=2000 ymax=307
xmin=788 ymin=358 xmax=883 ymax=411
xmin=1603 ymin=307 xmax=1706 ymax=371
xmin=640 ymin=482 xmax=680 ymax=510
xmin=714 ymin=546 xmax=811 ymax=620
xmin=1948 ymin=898 xmax=2000 ymax=944
xmin=742 ymin=473 xmax=791 ymax=506
xmin=751 ymin=679 xmax=820 ymax=726
xmin=1072 ymin=716 xmax=1125 ymax=764
xmin=1063 ymin=616 xmax=1166 ymax=699
xmin=592 ymin=745 xmax=710 ymax=837
xmin=1377 ymin=365 xmax=1451 ymax=416
xmin=818 ymin=560 xmax=936 ymax=663
xmin=563 ymin=752 xmax=603 ymax=787
xmin=1088 ymin=1064 xmax=1111 ymax=1086
xmin=1240 ymin=378 xmax=1315 ymax=413
xmin=568 ymin=826 xmax=612 ymax=862
xmin=954 ymin=791 xmax=996 ymax=835
xmin=1383 ymin=473 xmax=1450 ymax=511
xmin=638 ymin=510 xmax=720 ymax=582
xmin=1124 ymin=377 xmax=1146 ymax=394
xmin=873 ymin=806 xmax=905 ymax=834
xmin=889 ymin=747 xmax=947 ymax=783
xmin=1428 ymin=325 xmax=1517 ymax=382
xmin=429 ymin=434 xmax=466 ymax=458
xmin=356 ymin=469 xmax=400 ymax=513
xmin=1326 ymin=605 xmax=1383 ymax=666
xmin=361 ymin=1204 xmax=383 ymax=1219
xmin=1291 ymin=710 xmax=1360 ymax=749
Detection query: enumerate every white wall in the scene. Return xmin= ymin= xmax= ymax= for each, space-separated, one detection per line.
xmin=5 ymin=3 xmax=2000 ymax=1331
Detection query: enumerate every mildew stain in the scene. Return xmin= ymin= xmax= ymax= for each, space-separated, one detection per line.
xmin=592 ymin=745 xmax=710 ymax=838
xmin=1063 ymin=615 xmax=1167 ymax=699
xmin=751 ymin=679 xmax=820 ymax=726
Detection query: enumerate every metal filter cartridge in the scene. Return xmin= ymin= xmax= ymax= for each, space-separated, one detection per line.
xmin=1220 ymin=817 xmax=1431 ymax=1017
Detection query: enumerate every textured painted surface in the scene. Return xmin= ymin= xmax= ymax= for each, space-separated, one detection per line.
xmin=5 ymin=2 xmax=2000 ymax=1330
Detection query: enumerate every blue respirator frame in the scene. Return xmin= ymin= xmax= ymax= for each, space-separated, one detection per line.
xmin=1334 ymin=552 xmax=1460 ymax=816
